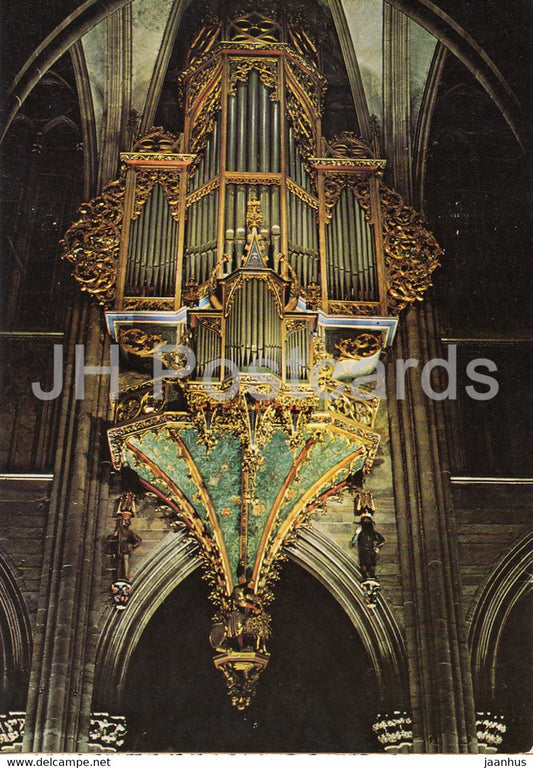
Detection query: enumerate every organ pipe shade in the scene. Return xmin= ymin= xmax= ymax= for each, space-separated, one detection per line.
xmin=225 ymin=279 xmax=282 ymax=372
xmin=196 ymin=322 xmax=222 ymax=377
xmin=126 ymin=184 xmax=178 ymax=297
xmin=326 ymin=189 xmax=377 ymax=301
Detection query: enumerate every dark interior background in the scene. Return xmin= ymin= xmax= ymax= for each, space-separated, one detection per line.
xmin=123 ymin=560 xmax=379 ymax=752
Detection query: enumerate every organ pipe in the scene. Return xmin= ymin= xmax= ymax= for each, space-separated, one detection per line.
xmin=125 ymin=183 xmax=179 ymax=297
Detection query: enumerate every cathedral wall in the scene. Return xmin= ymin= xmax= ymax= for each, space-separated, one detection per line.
xmin=0 ymin=479 xmax=49 ymax=630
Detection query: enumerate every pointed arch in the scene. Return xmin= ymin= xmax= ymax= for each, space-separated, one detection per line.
xmin=94 ymin=526 xmax=408 ymax=711
xmin=0 ymin=554 xmax=32 ymax=709
xmin=469 ymin=532 xmax=533 ymax=703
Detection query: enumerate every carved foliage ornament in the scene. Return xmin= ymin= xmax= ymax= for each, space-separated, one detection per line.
xmin=61 ymin=176 xmax=125 ymax=307
xmin=324 ymin=175 xmax=442 ymax=314
xmin=228 ymin=56 xmax=280 ymax=100
xmin=354 ymin=180 xmax=442 ymax=314
xmin=132 ymin=170 xmax=183 ymax=221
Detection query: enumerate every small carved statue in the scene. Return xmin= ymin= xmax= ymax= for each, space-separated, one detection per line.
xmin=350 ymin=507 xmax=385 ymax=580
xmin=105 ymin=492 xmax=142 ymax=581
xmin=210 ymin=583 xmax=271 ymax=654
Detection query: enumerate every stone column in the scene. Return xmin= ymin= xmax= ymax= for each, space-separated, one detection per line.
xmin=22 ymin=299 xmax=112 ymax=752
xmin=386 ymin=302 xmax=478 ymax=752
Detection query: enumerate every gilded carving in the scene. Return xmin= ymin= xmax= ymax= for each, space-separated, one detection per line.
xmin=328 ymin=301 xmax=380 ymax=316
xmin=61 ymin=177 xmax=125 ymax=307
xmin=186 ymin=176 xmax=220 ymax=207
xmin=132 ymin=169 xmax=183 ymax=221
xmin=119 ymin=328 xmax=168 ymax=357
xmin=122 ymin=298 xmax=175 ymax=311
xmin=323 ymin=131 xmax=375 ymax=159
xmin=285 ymin=59 xmax=325 ymax=117
xmin=189 ymin=70 xmax=223 ymax=157
xmin=228 ymin=56 xmax=280 ymax=100
xmin=334 ymin=333 xmax=382 ymax=359
xmin=285 ymin=88 xmax=315 ymax=159
xmin=350 ymin=179 xmax=442 ymax=314
xmin=224 ymin=274 xmax=284 ymax=318
xmin=129 ymin=126 xmax=183 ymax=154
xmin=286 ymin=178 xmax=318 ymax=209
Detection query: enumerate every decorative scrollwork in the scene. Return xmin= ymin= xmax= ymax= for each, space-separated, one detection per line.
xmin=328 ymin=301 xmax=380 ymax=316
xmin=350 ymin=178 xmax=442 ymax=314
xmin=285 ymin=87 xmax=315 ymax=160
xmin=130 ymin=126 xmax=182 ymax=154
xmin=285 ymin=60 xmax=325 ymax=117
xmin=61 ymin=177 xmax=125 ymax=307
xmin=122 ymin=298 xmax=175 ymax=311
xmin=119 ymin=328 xmax=168 ymax=357
xmin=186 ymin=177 xmax=220 ymax=206
xmin=286 ymin=178 xmax=318 ymax=209
xmin=228 ymin=56 xmax=280 ymax=100
xmin=132 ymin=169 xmax=183 ymax=221
xmin=334 ymin=333 xmax=382 ymax=360
xmin=324 ymin=131 xmax=375 ymax=159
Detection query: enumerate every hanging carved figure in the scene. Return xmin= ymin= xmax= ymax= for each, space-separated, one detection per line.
xmin=210 ymin=583 xmax=271 ymax=654
xmin=350 ymin=507 xmax=385 ymax=580
xmin=105 ymin=492 xmax=142 ymax=609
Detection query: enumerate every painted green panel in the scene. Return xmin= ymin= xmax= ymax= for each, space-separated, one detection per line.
xmin=181 ymin=429 xmax=243 ymax=579
xmin=126 ymin=431 xmax=205 ymax=520
xmin=248 ymin=429 xmax=294 ymax=569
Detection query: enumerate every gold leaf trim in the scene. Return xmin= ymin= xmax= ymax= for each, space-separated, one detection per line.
xmin=60 ymin=177 xmax=125 ymax=307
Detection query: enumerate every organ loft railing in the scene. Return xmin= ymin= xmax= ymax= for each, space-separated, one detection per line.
xmin=62 ymin=4 xmax=441 ymax=709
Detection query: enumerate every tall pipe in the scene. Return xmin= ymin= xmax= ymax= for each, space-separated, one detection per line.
xmin=237 ymin=80 xmax=247 ymax=172
xmin=227 ymin=94 xmax=237 ymax=170
xmin=260 ymin=81 xmax=270 ymax=173
xmin=248 ymin=69 xmax=259 ymax=173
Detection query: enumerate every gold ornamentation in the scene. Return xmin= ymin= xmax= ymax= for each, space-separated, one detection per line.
xmin=228 ymin=10 xmax=281 ymax=43
xmin=224 ymin=273 xmax=284 ymax=318
xmin=186 ymin=58 xmax=221 ymax=112
xmin=186 ymin=11 xmax=222 ymax=69
xmin=129 ymin=126 xmax=183 ymax=153
xmin=225 ymin=172 xmax=280 ymax=186
xmin=196 ymin=315 xmax=222 ymax=334
xmin=187 ymin=62 xmax=223 ymax=157
xmin=326 ymin=393 xmax=380 ymax=428
xmin=213 ymin=651 xmax=270 ymax=710
xmin=61 ymin=177 xmax=125 ymax=307
xmin=132 ymin=169 xmax=183 ymax=221
xmin=328 ymin=301 xmax=380 ymax=316
xmin=119 ymin=328 xmax=168 ymax=357
xmin=228 ymin=56 xmax=280 ymax=100
xmin=121 ymin=153 xmax=195 ymax=165
xmin=246 ymin=196 xmax=263 ymax=228
xmin=323 ymin=131 xmax=375 ymax=158
xmin=305 ymin=280 xmax=321 ymax=310
xmin=310 ymin=157 xmax=386 ymax=170
xmin=334 ymin=333 xmax=382 ymax=359
xmin=286 ymin=178 xmax=318 ymax=209
xmin=287 ymin=11 xmax=319 ymax=65
xmin=186 ymin=176 xmax=220 ymax=206
xmin=181 ymin=277 xmax=199 ymax=307
xmin=122 ymin=298 xmax=175 ymax=311
xmin=350 ymin=179 xmax=442 ymax=314
xmin=285 ymin=59 xmax=325 ymax=117
xmin=286 ymin=319 xmax=308 ymax=334
xmin=285 ymin=87 xmax=315 ymax=159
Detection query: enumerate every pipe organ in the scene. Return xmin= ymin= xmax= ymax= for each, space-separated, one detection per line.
xmin=62 ymin=2 xmax=441 ymax=711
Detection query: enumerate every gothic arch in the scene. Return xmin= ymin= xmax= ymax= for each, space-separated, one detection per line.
xmin=94 ymin=525 xmax=407 ymax=712
xmin=468 ymin=531 xmax=533 ymax=704
xmin=0 ymin=553 xmax=32 ymax=708
xmin=0 ymin=0 xmax=524 ymax=150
